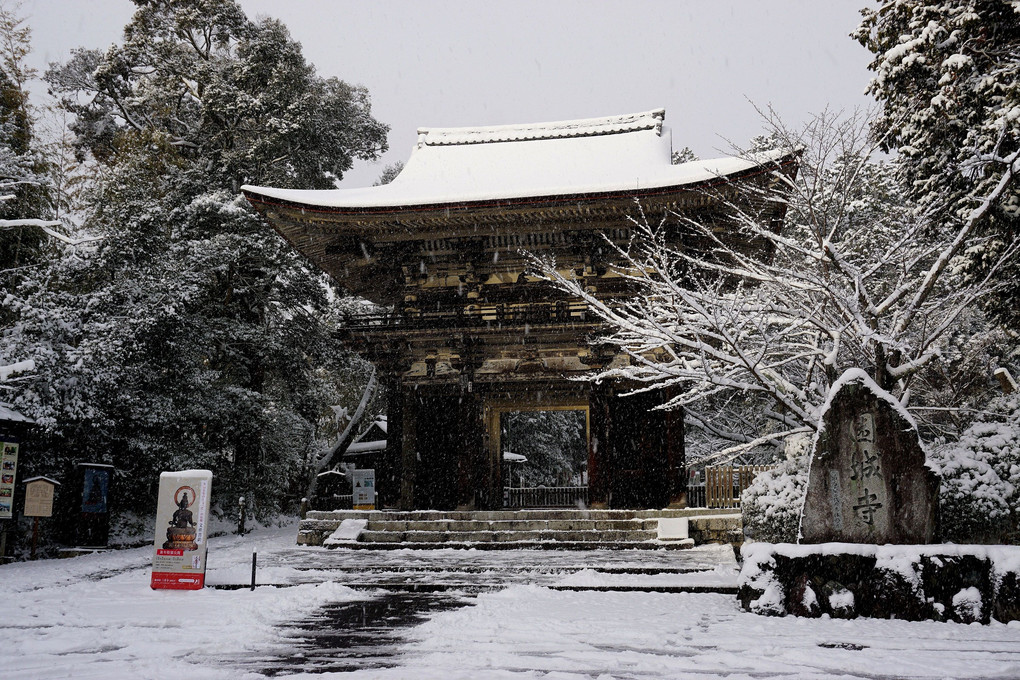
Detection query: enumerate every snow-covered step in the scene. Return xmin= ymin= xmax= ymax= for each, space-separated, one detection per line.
xmin=357 ymin=529 xmax=659 ymax=544
xmin=299 ymin=508 xmax=740 ymax=549
xmin=303 ymin=508 xmax=716 ymax=523
xmin=343 ymin=541 xmax=694 ymax=551
xmin=365 ymin=518 xmax=660 ymax=533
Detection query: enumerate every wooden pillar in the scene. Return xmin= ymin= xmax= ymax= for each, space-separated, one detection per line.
xmin=378 ymin=376 xmax=404 ymax=509
xmin=456 ymin=391 xmax=485 ymax=510
xmin=399 ymin=386 xmax=418 ymax=510
xmin=481 ymin=396 xmax=503 ymax=510
xmin=587 ymin=384 xmax=611 ymax=509
xmin=665 ymin=404 xmax=688 ymax=507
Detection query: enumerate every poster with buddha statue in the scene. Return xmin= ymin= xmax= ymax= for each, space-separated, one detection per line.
xmin=150 ymin=470 xmax=212 ymax=590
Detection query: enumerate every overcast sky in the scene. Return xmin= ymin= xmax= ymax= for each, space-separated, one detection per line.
xmin=20 ymin=0 xmax=875 ymax=188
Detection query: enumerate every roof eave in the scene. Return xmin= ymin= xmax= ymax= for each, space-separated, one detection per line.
xmin=241 ymin=151 xmax=799 ymax=219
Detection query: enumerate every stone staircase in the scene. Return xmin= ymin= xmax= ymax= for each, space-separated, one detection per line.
xmin=297 ymin=508 xmax=741 ymax=550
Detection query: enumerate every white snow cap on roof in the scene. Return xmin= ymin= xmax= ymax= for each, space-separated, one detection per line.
xmin=416 ymin=108 xmax=665 ymax=146
xmin=242 ymin=108 xmax=790 ymax=210
xmin=0 ymin=403 xmax=34 ymax=424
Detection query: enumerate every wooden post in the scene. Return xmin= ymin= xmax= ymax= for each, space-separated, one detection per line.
xmin=31 ymin=516 xmax=39 ymax=560
xmin=399 ymin=387 xmax=417 ymax=510
xmin=587 ymin=385 xmax=610 ymax=508
xmin=665 ymin=401 xmax=687 ymax=508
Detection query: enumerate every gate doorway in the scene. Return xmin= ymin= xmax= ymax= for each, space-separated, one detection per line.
xmin=485 ymin=400 xmax=589 ymax=509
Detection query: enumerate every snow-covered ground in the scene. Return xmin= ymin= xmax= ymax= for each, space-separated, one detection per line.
xmin=4 ymin=522 xmax=1019 ymax=679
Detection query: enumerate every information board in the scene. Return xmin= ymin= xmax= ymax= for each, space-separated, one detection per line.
xmin=24 ymin=478 xmax=57 ymax=518
xmin=150 ymin=470 xmax=212 ymax=590
xmin=352 ymin=468 xmax=376 ymax=510
xmin=0 ymin=439 xmax=18 ymax=519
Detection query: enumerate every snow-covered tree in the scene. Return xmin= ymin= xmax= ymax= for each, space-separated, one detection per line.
xmin=929 ymin=391 xmax=1020 ymax=543
xmin=373 ymin=161 xmax=404 ymax=186
xmin=4 ymin=0 xmax=389 ymax=518
xmin=855 ymin=0 xmax=1020 ymax=326
xmin=535 ymin=110 xmax=1014 ymax=464
xmin=671 ymin=147 xmax=698 ymax=164
xmin=501 ymin=410 xmax=587 ymax=487
xmin=741 ymin=452 xmax=809 ymax=543
xmin=0 ymin=4 xmax=54 ymax=284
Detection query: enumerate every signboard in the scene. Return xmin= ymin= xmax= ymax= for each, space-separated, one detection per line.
xmin=77 ymin=463 xmax=114 ymax=546
xmin=24 ymin=477 xmax=58 ymax=518
xmin=0 ymin=439 xmax=18 ymax=519
xmin=352 ymin=468 xmax=376 ymax=510
xmin=81 ymin=466 xmax=111 ymax=513
xmin=150 ymin=470 xmax=212 ymax=590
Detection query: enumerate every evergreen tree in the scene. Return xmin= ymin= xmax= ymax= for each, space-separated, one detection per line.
xmin=502 ymin=410 xmax=586 ymax=486
xmin=8 ymin=0 xmax=389 ymax=518
xmin=671 ymin=147 xmax=698 ymax=164
xmin=855 ymin=1 xmax=1020 ymax=327
xmin=0 ymin=3 xmax=52 ymax=295
xmin=373 ymin=161 xmax=404 ymax=186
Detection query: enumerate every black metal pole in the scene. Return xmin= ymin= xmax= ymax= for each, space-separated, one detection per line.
xmin=250 ymin=551 xmax=257 ymax=591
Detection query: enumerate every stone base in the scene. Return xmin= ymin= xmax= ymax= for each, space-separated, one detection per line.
xmin=739 ymin=543 xmax=1020 ymax=624
xmin=689 ymin=514 xmax=742 ymax=545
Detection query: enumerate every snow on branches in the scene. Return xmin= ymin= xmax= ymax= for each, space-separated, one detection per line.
xmin=533 ymin=110 xmax=1015 ymax=463
xmin=856 ymin=0 xmax=1020 ymax=326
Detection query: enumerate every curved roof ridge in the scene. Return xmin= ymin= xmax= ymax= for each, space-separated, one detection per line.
xmin=417 ymin=108 xmax=665 ymax=147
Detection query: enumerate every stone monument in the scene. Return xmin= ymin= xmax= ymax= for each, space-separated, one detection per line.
xmin=800 ymin=370 xmax=939 ymax=544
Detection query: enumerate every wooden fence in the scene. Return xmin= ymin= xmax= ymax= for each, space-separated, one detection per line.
xmin=316 ymin=493 xmax=353 ymax=510
xmin=691 ymin=465 xmax=775 ymax=509
xmin=686 ymin=484 xmax=707 ymax=509
xmin=503 ymin=486 xmax=589 ymax=508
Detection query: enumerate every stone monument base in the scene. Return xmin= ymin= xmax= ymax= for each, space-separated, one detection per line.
xmin=738 ymin=542 xmax=1020 ymax=624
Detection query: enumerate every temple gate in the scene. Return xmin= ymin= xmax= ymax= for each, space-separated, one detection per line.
xmin=243 ymin=109 xmax=795 ymax=510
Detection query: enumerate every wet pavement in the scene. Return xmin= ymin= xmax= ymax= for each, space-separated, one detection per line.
xmin=232 ymin=544 xmax=739 ymax=675
xmin=251 ymin=591 xmax=474 ymax=676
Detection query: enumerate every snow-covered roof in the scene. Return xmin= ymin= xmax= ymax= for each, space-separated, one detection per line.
xmin=0 ymin=403 xmax=34 ymax=424
xmin=242 ymin=109 xmax=789 ymax=210
xmin=23 ymin=476 xmax=60 ymax=485
xmin=344 ymin=440 xmax=386 ymax=455
xmin=366 ymin=415 xmax=387 ymax=436
xmin=417 ymin=109 xmax=664 ymax=146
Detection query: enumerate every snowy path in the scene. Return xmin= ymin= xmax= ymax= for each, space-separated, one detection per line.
xmin=2 ymin=523 xmax=1018 ymax=679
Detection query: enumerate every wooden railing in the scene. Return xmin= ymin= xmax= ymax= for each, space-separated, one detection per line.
xmin=686 ymin=484 xmax=707 ymax=508
xmin=316 ymin=494 xmax=353 ymax=511
xmin=700 ymin=465 xmax=775 ymax=509
xmin=503 ymin=486 xmax=589 ymax=508
xmin=343 ymin=300 xmax=592 ymax=332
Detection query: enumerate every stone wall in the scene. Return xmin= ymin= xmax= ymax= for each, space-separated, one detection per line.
xmin=688 ymin=514 xmax=742 ymax=545
xmin=738 ymin=543 xmax=1020 ymax=624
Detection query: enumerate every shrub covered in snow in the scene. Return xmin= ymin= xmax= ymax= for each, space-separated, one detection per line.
xmin=929 ymin=393 xmax=1020 ymax=544
xmin=952 ymin=587 xmax=984 ymax=624
xmin=741 ymin=452 xmax=809 ymax=543
xmin=739 ymin=543 xmax=1020 ymax=624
